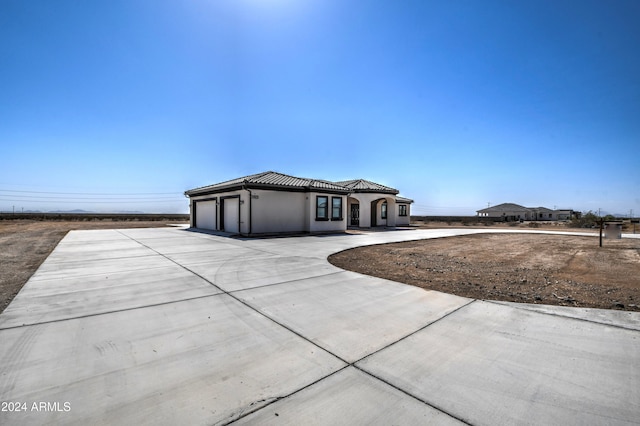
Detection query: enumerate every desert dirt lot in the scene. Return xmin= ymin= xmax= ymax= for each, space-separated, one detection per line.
xmin=330 ymin=233 xmax=640 ymax=311
xmin=0 ymin=220 xmax=187 ymax=313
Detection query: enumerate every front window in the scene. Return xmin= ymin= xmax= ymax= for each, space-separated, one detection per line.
xmin=331 ymin=197 xmax=343 ymax=220
xmin=316 ymin=196 xmax=328 ymax=220
xmin=381 ymin=202 xmax=387 ymax=219
xmin=399 ymin=204 xmax=407 ymax=216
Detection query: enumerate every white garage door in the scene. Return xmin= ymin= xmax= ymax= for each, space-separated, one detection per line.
xmin=223 ymin=198 xmax=239 ymax=233
xmin=195 ymin=200 xmax=217 ymax=230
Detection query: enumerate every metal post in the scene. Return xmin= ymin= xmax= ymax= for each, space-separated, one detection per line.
xmin=598 ymin=218 xmax=604 ymax=247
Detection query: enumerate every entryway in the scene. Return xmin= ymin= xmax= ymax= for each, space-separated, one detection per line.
xmin=350 ymin=204 xmax=360 ymax=226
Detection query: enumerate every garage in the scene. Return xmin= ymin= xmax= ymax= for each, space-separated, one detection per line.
xmin=221 ymin=197 xmax=239 ymax=233
xmin=195 ymin=200 xmax=217 ymax=230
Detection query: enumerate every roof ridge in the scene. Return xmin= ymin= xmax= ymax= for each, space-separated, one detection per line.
xmin=243 ymin=170 xmax=272 ymax=182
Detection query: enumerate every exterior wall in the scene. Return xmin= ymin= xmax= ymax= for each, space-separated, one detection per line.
xmin=374 ymin=199 xmax=387 ymax=226
xmin=191 ymin=189 xmax=347 ymax=234
xmin=306 ymin=192 xmax=347 ymax=233
xmin=481 ymin=210 xmax=527 ymax=219
xmin=346 ymin=197 xmax=359 ymax=227
xmin=190 ymin=190 xmax=246 ymax=234
xmin=396 ymin=203 xmax=411 ymax=226
xmin=348 ymin=193 xmax=397 ymax=227
xmin=478 ymin=209 xmax=529 ymax=220
xmin=373 ymin=198 xmax=396 ymax=227
xmin=346 ymin=194 xmax=408 ymax=227
xmin=189 ymin=187 xmax=412 ymax=234
xmin=347 ymin=195 xmax=369 ymax=228
xmin=249 ymin=189 xmax=306 ymax=234
xmin=478 ymin=208 xmax=572 ymax=221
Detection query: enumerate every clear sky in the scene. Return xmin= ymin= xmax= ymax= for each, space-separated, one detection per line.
xmin=1 ymin=0 xmax=639 ymax=215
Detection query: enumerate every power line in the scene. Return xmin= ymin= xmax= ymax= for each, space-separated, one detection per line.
xmin=0 ymin=198 xmax=185 ymax=204
xmin=0 ymin=194 xmax=181 ymax=201
xmin=0 ymin=189 xmax=181 ymax=195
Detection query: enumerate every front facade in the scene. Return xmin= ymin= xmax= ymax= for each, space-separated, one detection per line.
xmin=185 ymin=171 xmax=413 ymax=236
xmin=476 ymin=203 xmax=577 ymax=221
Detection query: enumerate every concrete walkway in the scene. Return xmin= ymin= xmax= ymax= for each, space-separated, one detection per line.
xmin=1 ymin=228 xmax=638 ymax=425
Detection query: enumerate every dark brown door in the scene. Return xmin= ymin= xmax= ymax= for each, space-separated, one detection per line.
xmin=351 ymin=204 xmax=360 ymax=226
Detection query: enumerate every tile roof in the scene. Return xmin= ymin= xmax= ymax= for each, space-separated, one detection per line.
xmin=477 ymin=203 xmax=529 ymax=213
xmin=185 ymin=171 xmax=349 ymax=195
xmin=186 ymin=171 xmax=406 ymax=197
xmin=477 ymin=203 xmax=569 ymax=213
xmin=396 ymin=196 xmax=414 ymax=204
xmin=333 ymin=179 xmax=399 ymax=194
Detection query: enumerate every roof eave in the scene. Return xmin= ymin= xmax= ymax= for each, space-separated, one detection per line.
xmin=185 ymin=182 xmax=350 ymax=197
xmin=350 ymin=189 xmax=399 ymax=195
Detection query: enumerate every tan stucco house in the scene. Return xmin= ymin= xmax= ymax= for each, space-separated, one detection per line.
xmin=476 ymin=203 xmax=577 ymax=221
xmin=185 ymin=171 xmax=413 ymax=236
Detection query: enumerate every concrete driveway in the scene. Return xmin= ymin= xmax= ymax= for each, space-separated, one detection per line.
xmin=1 ymin=228 xmax=638 ymax=425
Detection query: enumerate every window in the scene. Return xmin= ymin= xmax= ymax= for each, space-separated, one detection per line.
xmin=381 ymin=202 xmax=387 ymax=219
xmin=316 ymin=196 xmax=328 ymax=220
xmin=399 ymin=204 xmax=407 ymax=216
xmin=331 ymin=197 xmax=343 ymax=220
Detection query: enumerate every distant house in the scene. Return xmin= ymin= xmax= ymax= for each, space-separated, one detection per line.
xmin=476 ymin=203 xmax=577 ymax=221
xmin=184 ymin=171 xmax=413 ymax=235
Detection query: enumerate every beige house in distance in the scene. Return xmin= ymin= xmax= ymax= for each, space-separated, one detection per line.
xmin=476 ymin=203 xmax=576 ymax=221
xmin=185 ymin=171 xmax=413 ymax=236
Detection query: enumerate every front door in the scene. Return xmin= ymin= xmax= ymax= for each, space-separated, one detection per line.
xmin=350 ymin=204 xmax=360 ymax=226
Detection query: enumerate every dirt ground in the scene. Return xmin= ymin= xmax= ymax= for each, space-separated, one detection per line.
xmin=330 ymin=233 xmax=640 ymax=311
xmin=0 ymin=220 xmax=188 ymax=313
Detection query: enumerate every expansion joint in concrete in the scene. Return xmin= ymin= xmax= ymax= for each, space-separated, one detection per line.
xmin=117 ymin=231 xmax=352 ymax=365
xmin=0 ymin=293 xmax=225 ymax=331
xmin=485 ymin=301 xmax=640 ymax=333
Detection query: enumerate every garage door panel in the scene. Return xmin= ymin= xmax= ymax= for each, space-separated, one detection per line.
xmin=196 ymin=201 xmax=217 ymax=230
xmin=223 ymin=198 xmax=239 ymax=233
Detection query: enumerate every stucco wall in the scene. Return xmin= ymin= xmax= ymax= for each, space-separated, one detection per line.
xmin=306 ymin=192 xmax=346 ymax=233
xmin=249 ymin=189 xmax=306 ymax=234
xmin=190 ymin=189 xmax=347 ymax=235
xmin=396 ymin=204 xmax=411 ymax=226
xmin=189 ymin=190 xmax=247 ymax=234
xmin=348 ymin=193 xmax=397 ymax=227
xmin=189 ymin=188 xmax=412 ymax=234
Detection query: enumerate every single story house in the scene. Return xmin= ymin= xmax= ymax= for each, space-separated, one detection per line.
xmin=476 ymin=203 xmax=577 ymax=221
xmin=184 ymin=171 xmax=413 ymax=236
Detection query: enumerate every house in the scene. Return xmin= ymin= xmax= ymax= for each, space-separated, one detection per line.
xmin=476 ymin=203 xmax=577 ymax=221
xmin=184 ymin=171 xmax=413 ymax=235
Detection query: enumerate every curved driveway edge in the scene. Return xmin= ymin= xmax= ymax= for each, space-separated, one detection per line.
xmin=1 ymin=228 xmax=638 ymax=425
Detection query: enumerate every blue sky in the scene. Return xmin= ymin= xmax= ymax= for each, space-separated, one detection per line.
xmin=1 ymin=0 xmax=639 ymax=215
